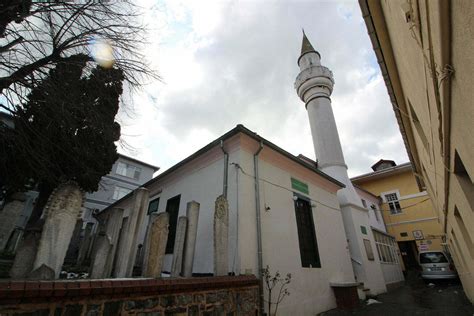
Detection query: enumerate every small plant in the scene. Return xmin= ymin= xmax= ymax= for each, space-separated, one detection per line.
xmin=262 ymin=265 xmax=292 ymax=316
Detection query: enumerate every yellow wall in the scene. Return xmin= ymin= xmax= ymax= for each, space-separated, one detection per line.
xmin=353 ymin=168 xmax=443 ymax=256
xmin=360 ymin=0 xmax=474 ymax=302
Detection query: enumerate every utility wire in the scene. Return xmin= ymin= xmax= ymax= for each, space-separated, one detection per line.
xmin=380 ymin=197 xmax=431 ymax=213
xmin=234 ymin=164 xmax=431 ymax=214
xmin=235 ymin=165 xmax=342 ymax=212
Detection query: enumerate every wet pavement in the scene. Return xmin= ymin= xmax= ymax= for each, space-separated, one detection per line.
xmin=320 ymin=273 xmax=474 ymax=316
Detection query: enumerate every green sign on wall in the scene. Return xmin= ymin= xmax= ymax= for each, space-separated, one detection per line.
xmin=361 ymin=226 xmax=367 ymax=235
xmin=291 ymin=177 xmax=309 ymax=194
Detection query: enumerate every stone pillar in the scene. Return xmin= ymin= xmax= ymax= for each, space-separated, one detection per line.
xmin=30 ymin=182 xmax=83 ymax=279
xmin=76 ymin=222 xmax=94 ymax=266
xmin=182 ymin=201 xmax=200 ymax=277
xmin=214 ymin=195 xmax=228 ymax=276
xmin=114 ymin=188 xmax=149 ymax=277
xmin=144 ymin=212 xmax=169 ymax=278
xmin=171 ymin=216 xmax=187 ymax=277
xmin=89 ymin=208 xmax=124 ymax=279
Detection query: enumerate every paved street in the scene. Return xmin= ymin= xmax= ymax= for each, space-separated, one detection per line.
xmin=321 ymin=274 xmax=474 ymax=316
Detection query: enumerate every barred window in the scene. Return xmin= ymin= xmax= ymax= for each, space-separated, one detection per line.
xmin=294 ymin=195 xmax=321 ymax=268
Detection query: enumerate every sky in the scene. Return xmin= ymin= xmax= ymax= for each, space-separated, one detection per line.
xmin=118 ymin=0 xmax=409 ymax=178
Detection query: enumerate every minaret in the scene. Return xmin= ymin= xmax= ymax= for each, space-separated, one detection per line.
xmin=295 ymin=32 xmax=387 ymax=293
xmin=294 ymin=31 xmax=360 ymax=205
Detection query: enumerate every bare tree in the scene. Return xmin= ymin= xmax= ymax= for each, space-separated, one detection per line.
xmin=0 ymin=0 xmax=158 ymax=112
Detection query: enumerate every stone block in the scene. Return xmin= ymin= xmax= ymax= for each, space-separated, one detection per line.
xmin=64 ymin=304 xmax=83 ymax=316
xmin=188 ymin=305 xmax=199 ymax=316
xmin=86 ymin=304 xmax=101 ymax=316
xmin=16 ymin=310 xmax=50 ymax=316
xmin=163 ymin=307 xmax=186 ymax=315
xmin=144 ymin=298 xmax=160 ymax=309
xmin=206 ymin=293 xmax=218 ymax=304
xmin=124 ymin=300 xmax=136 ymax=311
xmin=194 ymin=294 xmax=205 ymax=303
xmin=160 ymin=295 xmax=175 ymax=308
xmin=176 ymin=294 xmax=193 ymax=306
xmin=103 ymin=301 xmax=122 ymax=316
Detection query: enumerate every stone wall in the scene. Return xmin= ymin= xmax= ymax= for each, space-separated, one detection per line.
xmin=0 ymin=276 xmax=258 ymax=316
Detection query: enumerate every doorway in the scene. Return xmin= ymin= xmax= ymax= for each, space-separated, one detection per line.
xmin=398 ymin=240 xmax=419 ymax=270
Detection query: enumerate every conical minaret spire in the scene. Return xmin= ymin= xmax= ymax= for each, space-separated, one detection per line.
xmin=301 ymin=30 xmax=317 ymax=55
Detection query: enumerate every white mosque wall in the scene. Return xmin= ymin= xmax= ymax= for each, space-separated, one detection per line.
xmin=355 ymin=186 xmax=387 ymax=233
xmin=237 ymin=136 xmax=356 ymax=315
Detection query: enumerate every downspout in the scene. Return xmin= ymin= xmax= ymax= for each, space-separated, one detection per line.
xmin=438 ymin=0 xmax=452 ymax=237
xmin=220 ymin=140 xmax=229 ymax=198
xmin=253 ymin=141 xmax=264 ymax=316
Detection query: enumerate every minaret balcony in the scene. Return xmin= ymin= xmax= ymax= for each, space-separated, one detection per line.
xmin=295 ymin=66 xmax=335 ymax=101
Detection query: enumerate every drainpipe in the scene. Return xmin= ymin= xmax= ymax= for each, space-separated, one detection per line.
xmin=438 ymin=0 xmax=452 ymax=237
xmin=220 ymin=140 xmax=229 ymax=198
xmin=253 ymin=141 xmax=264 ymax=316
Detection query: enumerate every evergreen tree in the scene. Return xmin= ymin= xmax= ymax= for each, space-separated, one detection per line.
xmin=0 ymin=56 xmax=123 ymax=222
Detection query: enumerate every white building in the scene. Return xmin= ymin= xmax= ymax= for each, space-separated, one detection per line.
xmin=82 ymin=154 xmax=159 ymax=224
xmin=99 ymin=33 xmax=404 ymax=315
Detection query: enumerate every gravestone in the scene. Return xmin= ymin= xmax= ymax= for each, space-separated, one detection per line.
xmin=89 ymin=208 xmax=124 ymax=278
xmin=77 ymin=222 xmax=94 ymax=266
xmin=114 ymin=188 xmax=149 ymax=277
xmin=144 ymin=212 xmax=169 ymax=278
xmin=171 ymin=216 xmax=187 ymax=277
xmin=183 ymin=201 xmax=200 ymax=277
xmin=0 ymin=193 xmax=27 ymax=251
xmin=31 ymin=181 xmax=83 ymax=279
xmin=214 ymin=195 xmax=228 ymax=276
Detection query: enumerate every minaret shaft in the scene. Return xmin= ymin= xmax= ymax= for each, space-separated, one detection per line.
xmin=294 ymin=36 xmax=361 ymax=205
xmin=294 ymin=33 xmax=387 ymax=294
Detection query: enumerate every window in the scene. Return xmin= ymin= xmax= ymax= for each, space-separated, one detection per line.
xmin=374 ymin=231 xmax=398 ymax=264
xmin=148 ymin=197 xmax=160 ymax=215
xmin=453 ymin=150 xmax=474 ymax=211
xmin=116 ymin=161 xmax=141 ymax=180
xmin=363 ymin=239 xmax=375 ymax=261
xmin=165 ymin=195 xmax=181 ymax=254
xmin=294 ymin=195 xmax=321 ymax=268
xmin=112 ymin=186 xmax=132 ymax=200
xmin=385 ymin=193 xmax=402 ymax=214
xmin=361 ymin=199 xmax=367 ymax=208
xmin=454 ymin=206 xmax=474 ymax=259
xmin=371 ymin=204 xmax=380 ymax=221
xmin=360 ymin=226 xmax=367 ymax=235
xmin=419 ymin=252 xmax=448 ymax=264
